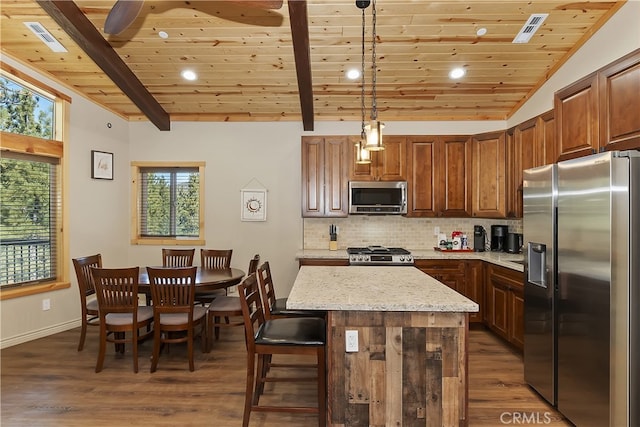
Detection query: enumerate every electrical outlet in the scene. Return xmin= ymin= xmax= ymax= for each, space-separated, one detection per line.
xmin=42 ymin=298 xmax=51 ymax=311
xmin=345 ymin=330 xmax=358 ymax=352
xmin=434 ymin=226 xmax=440 ymax=235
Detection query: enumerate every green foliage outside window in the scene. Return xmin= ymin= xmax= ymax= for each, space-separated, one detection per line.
xmin=141 ymin=170 xmax=200 ymax=238
xmin=0 ymin=76 xmax=53 ymax=139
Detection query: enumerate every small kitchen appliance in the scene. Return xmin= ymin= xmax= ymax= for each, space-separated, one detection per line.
xmin=490 ymin=225 xmax=509 ymax=251
xmin=347 ymin=246 xmax=413 ymax=266
xmin=473 ymin=225 xmax=485 ymax=252
xmin=505 ymin=232 xmax=523 ymax=253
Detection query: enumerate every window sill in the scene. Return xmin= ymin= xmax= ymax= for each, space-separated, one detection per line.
xmin=132 ymin=238 xmax=206 ymax=246
xmin=0 ymin=281 xmax=71 ymax=301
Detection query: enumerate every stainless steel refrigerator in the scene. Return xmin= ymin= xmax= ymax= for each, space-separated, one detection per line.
xmin=523 ymin=151 xmax=639 ymax=427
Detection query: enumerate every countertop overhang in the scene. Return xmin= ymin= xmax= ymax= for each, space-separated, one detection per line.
xmin=288 ymin=265 xmax=479 ymax=312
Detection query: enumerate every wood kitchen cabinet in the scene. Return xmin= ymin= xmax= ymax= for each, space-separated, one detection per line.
xmin=598 ymin=49 xmax=640 ymax=151
xmin=485 ymin=263 xmax=524 ymax=351
xmin=506 ymin=119 xmax=536 ymax=218
xmin=537 ymin=110 xmax=556 ymax=167
xmin=349 ymin=135 xmax=406 ymax=181
xmin=555 ymin=72 xmax=600 ymax=161
xmin=415 ymin=259 xmax=483 ymax=323
xmin=407 ymin=136 xmax=472 ymax=217
xmin=471 ymin=131 xmax=506 ymax=218
xmin=301 ymin=136 xmax=349 ymax=217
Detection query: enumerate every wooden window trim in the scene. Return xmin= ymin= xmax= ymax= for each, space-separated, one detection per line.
xmin=130 ymin=161 xmax=206 ymax=246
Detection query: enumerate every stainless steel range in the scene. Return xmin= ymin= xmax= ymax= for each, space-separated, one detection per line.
xmin=347 ymin=246 xmax=414 ymax=266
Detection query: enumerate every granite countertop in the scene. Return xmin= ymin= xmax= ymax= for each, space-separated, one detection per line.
xmin=287 ymin=266 xmax=479 ymax=312
xmin=296 ymin=248 xmax=525 ymax=272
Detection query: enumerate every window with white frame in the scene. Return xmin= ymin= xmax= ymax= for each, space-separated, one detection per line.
xmin=0 ymin=69 xmax=68 ymax=296
xmin=131 ymin=162 xmax=205 ymax=245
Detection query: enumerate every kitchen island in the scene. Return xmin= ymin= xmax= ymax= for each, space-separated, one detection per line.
xmin=288 ymin=266 xmax=479 ymax=427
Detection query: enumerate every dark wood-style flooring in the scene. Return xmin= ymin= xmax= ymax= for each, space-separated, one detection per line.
xmin=1 ymin=324 xmax=570 ymax=426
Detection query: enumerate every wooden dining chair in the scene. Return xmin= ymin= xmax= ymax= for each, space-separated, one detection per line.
xmin=237 ymin=273 xmax=327 ymax=427
xmin=205 ymin=254 xmax=260 ymax=351
xmin=195 ymin=249 xmax=233 ymax=305
xmin=72 ymin=254 xmax=102 ymax=351
xmin=90 ymin=266 xmax=154 ymax=373
xmin=147 ymin=266 xmax=207 ymax=372
xmin=257 ymin=261 xmax=325 ymax=320
xmin=200 ymin=249 xmax=232 ymax=269
xmin=162 ymin=248 xmax=195 ymax=267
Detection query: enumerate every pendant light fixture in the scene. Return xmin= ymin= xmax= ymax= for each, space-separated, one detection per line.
xmin=355 ymin=0 xmax=371 ymax=164
xmin=364 ymin=0 xmax=384 ymax=151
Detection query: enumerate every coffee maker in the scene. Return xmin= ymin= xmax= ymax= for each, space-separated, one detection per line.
xmin=490 ymin=225 xmax=509 ymax=251
xmin=473 ymin=225 xmax=486 ymax=252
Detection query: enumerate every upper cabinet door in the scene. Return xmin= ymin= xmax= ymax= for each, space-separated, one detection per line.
xmin=439 ymin=136 xmax=472 ymax=217
xmin=555 ymin=73 xmax=600 ymax=161
xmin=510 ymin=118 xmax=537 ymax=218
xmin=406 ymin=136 xmax=439 ymax=217
xmin=599 ymin=49 xmax=640 ymax=151
xmin=472 ymin=131 xmax=506 ymax=218
xmin=324 ymin=136 xmax=349 ymax=217
xmin=349 ymin=136 xmax=407 ymax=181
xmin=376 ymin=136 xmax=407 ymax=181
xmin=537 ymin=110 xmax=556 ymax=166
xmin=301 ymin=136 xmax=325 ymax=217
xmin=301 ymin=136 xmax=348 ymax=218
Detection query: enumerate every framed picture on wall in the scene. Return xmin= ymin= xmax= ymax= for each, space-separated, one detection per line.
xmin=241 ymin=189 xmax=267 ymax=221
xmin=91 ymin=150 xmax=113 ymax=180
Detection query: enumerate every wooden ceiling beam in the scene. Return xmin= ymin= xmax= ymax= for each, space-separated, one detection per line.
xmin=36 ymin=0 xmax=170 ymax=131
xmin=288 ymin=0 xmax=314 ymax=131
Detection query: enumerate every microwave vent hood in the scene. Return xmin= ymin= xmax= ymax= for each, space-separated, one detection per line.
xmin=349 ymin=181 xmax=407 ymax=215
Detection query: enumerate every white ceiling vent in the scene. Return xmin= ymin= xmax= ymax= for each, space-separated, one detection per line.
xmin=24 ymin=22 xmax=68 ymax=53
xmin=512 ymin=13 xmax=549 ymax=44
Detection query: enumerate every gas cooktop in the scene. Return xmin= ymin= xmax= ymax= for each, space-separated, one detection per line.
xmin=347 ymin=246 xmax=413 ymax=265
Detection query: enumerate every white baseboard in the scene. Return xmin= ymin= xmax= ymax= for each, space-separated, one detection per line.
xmin=1 ymin=319 xmax=81 ymax=349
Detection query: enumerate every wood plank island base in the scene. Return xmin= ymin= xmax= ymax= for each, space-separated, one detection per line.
xmin=288 ymin=266 xmax=479 ymax=427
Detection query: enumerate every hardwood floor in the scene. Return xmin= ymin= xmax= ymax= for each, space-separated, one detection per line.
xmin=1 ymin=325 xmax=570 ymax=426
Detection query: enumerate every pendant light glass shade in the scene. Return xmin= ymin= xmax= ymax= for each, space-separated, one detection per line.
xmin=364 ymin=119 xmax=385 ymax=151
xmin=355 ymin=137 xmax=371 ymax=164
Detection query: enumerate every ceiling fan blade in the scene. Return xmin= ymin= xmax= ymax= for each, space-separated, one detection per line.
xmin=104 ymin=0 xmax=144 ymax=35
xmin=229 ymin=0 xmax=284 ymax=10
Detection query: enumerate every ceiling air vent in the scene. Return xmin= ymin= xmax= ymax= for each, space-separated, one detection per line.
xmin=512 ymin=13 xmax=549 ymax=44
xmin=24 ymin=22 xmax=68 ymax=52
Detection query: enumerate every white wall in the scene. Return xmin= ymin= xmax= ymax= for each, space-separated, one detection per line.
xmin=1 ymin=1 xmax=638 ymax=347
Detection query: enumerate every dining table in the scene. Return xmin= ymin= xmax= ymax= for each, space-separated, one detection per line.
xmin=138 ymin=267 xmax=246 ymax=295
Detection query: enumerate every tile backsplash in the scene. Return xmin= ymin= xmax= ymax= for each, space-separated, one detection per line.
xmin=303 ymin=216 xmax=522 ymax=250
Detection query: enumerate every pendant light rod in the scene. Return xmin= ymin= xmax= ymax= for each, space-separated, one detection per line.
xmin=370 ymin=0 xmax=377 ymax=121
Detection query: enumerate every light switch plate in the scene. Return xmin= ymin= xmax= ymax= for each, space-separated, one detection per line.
xmin=345 ymin=330 xmax=358 ymax=352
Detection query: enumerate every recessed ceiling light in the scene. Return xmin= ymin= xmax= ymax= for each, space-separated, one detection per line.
xmin=158 ymin=31 xmax=169 ymax=39
xmin=346 ymin=68 xmax=361 ymax=80
xmin=181 ymin=70 xmax=197 ymax=81
xmin=449 ymin=67 xmax=466 ymax=79
xmin=476 ymin=28 xmax=487 ymax=37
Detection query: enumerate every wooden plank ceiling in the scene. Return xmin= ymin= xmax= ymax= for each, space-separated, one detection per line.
xmin=0 ymin=0 xmax=626 ymax=130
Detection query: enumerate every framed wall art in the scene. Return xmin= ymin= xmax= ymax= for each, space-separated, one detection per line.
xmin=91 ymin=150 xmax=113 ymax=180
xmin=241 ymin=189 xmax=267 ymax=221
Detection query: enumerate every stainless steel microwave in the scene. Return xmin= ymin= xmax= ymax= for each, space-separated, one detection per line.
xmin=349 ymin=181 xmax=407 ymax=214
